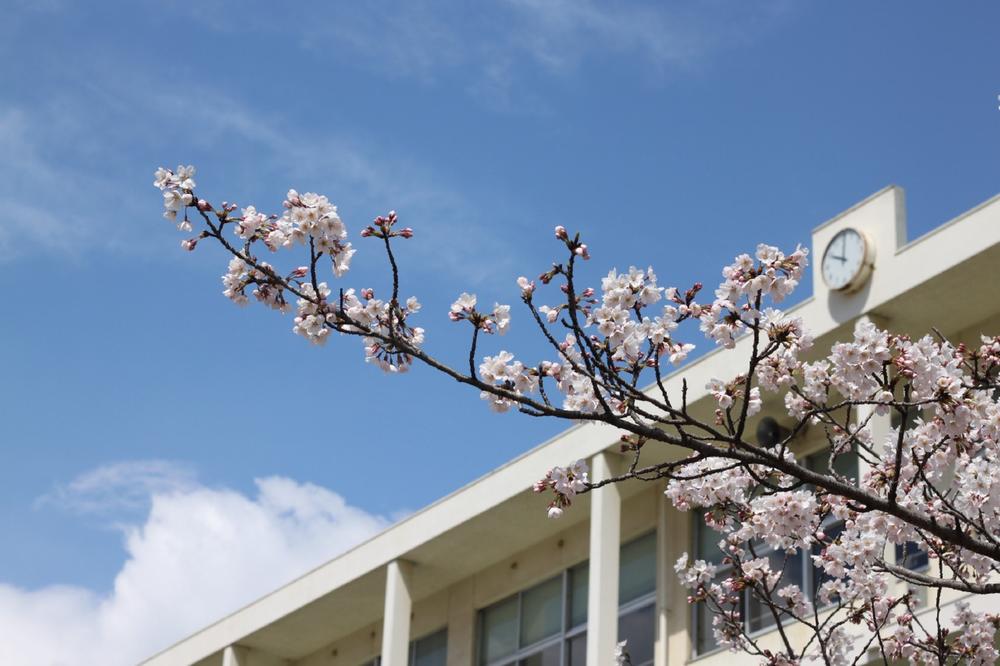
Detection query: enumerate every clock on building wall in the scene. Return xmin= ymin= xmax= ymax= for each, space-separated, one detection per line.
xmin=821 ymin=227 xmax=875 ymax=292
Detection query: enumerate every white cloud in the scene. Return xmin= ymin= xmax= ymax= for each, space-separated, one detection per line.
xmin=2 ymin=462 xmax=391 ymax=666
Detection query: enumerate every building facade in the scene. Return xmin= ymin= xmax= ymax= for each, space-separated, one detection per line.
xmin=143 ymin=186 xmax=1000 ymax=666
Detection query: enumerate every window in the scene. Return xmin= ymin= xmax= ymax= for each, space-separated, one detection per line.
xmin=478 ymin=533 xmax=657 ymax=666
xmin=360 ymin=628 xmax=448 ymax=666
xmin=413 ymin=629 xmax=448 ymax=666
xmin=692 ymin=450 xmax=858 ymax=655
xmin=894 ymin=541 xmax=929 ymax=572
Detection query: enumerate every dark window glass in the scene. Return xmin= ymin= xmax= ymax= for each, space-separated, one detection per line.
xmin=617 ymin=604 xmax=654 ymax=666
xmin=746 ymin=549 xmax=803 ymax=633
xmin=479 ymin=533 xmax=657 ymax=666
xmin=566 ymin=633 xmax=586 ymax=666
xmin=481 ymin=596 xmax=519 ymax=664
xmin=694 ymin=596 xmax=718 ymax=656
xmin=520 ymin=576 xmax=563 ymax=647
xmin=805 ymin=448 xmax=857 ymax=480
xmin=413 ymin=630 xmax=448 ymax=666
xmin=890 ymin=405 xmax=921 ymax=431
xmin=895 ymin=541 xmax=929 ymax=571
xmin=619 ymin=533 xmax=656 ymax=605
xmin=695 ymin=515 xmax=726 ymax=565
xmin=569 ymin=563 xmax=589 ymax=628
xmin=519 ymin=642 xmax=560 ymax=666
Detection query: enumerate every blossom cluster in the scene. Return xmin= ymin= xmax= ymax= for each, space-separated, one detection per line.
xmin=290 ymin=282 xmax=426 ymax=372
xmin=152 ymin=166 xmax=425 ymax=370
xmin=479 ymin=351 xmax=538 ymax=412
xmin=699 ymin=244 xmax=809 ymax=349
xmin=153 ymin=164 xmax=197 ymax=231
xmin=448 ymin=293 xmax=511 ymax=335
xmin=533 ymin=460 xmax=589 ymax=519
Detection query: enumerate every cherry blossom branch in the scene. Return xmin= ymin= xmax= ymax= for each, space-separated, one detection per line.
xmin=154 ymin=166 xmax=1000 ymax=666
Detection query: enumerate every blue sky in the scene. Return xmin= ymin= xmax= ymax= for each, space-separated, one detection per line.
xmin=1 ymin=1 xmax=999 ymax=662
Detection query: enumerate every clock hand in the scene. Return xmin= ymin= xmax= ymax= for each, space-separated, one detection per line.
xmin=829 ymin=254 xmax=846 ymax=263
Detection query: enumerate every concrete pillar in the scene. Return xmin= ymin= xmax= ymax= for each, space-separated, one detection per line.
xmin=223 ymin=646 xmax=248 ymax=666
xmin=662 ymin=501 xmax=693 ymax=664
xmin=586 ymin=451 xmax=622 ymax=666
xmin=653 ymin=493 xmax=670 ymax=666
xmin=381 ymin=560 xmax=414 ymax=666
xmin=446 ymin=578 xmax=476 ymax=666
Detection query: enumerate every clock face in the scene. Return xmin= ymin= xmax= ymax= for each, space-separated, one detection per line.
xmin=822 ymin=228 xmax=872 ymax=291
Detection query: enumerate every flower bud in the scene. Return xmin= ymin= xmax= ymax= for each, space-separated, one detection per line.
xmin=180 ymin=238 xmax=198 ymax=251
xmin=547 ymin=506 xmax=564 ymax=519
xmin=554 ymin=225 xmax=568 ymax=240
xmin=290 ymin=266 xmax=309 ymax=278
xmin=398 ymin=227 xmax=414 ymax=238
xmin=574 ymin=244 xmax=590 ymax=260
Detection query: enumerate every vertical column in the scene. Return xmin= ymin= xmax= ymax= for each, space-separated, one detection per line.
xmin=586 ymin=451 xmax=622 ymax=666
xmin=446 ymin=578 xmax=476 ymax=666
xmin=662 ymin=500 xmax=693 ymax=664
xmin=653 ymin=493 xmax=670 ymax=666
xmin=382 ymin=560 xmax=414 ymax=666
xmin=222 ymin=646 xmax=248 ymax=666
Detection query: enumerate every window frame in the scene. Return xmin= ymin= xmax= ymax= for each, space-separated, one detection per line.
xmin=477 ymin=532 xmax=657 ymax=666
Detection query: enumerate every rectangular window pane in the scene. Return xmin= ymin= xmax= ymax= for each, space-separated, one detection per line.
xmin=413 ymin=630 xmax=448 ymax=666
xmin=694 ymin=597 xmax=717 ymax=655
xmin=747 ymin=549 xmax=803 ymax=633
xmin=806 ymin=448 xmax=857 ymax=480
xmin=569 ymin=563 xmax=589 ymax=628
xmin=518 ymin=642 xmax=560 ymax=666
xmin=617 ymin=604 xmax=654 ymax=666
xmin=891 ymin=405 xmax=920 ymax=431
xmin=895 ymin=541 xmax=929 ymax=571
xmin=481 ymin=596 xmax=518 ymax=664
xmin=694 ymin=513 xmax=725 ymax=565
xmin=567 ymin=632 xmax=586 ymax=666
xmin=619 ymin=533 xmax=656 ymax=605
xmin=520 ymin=576 xmax=563 ymax=647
